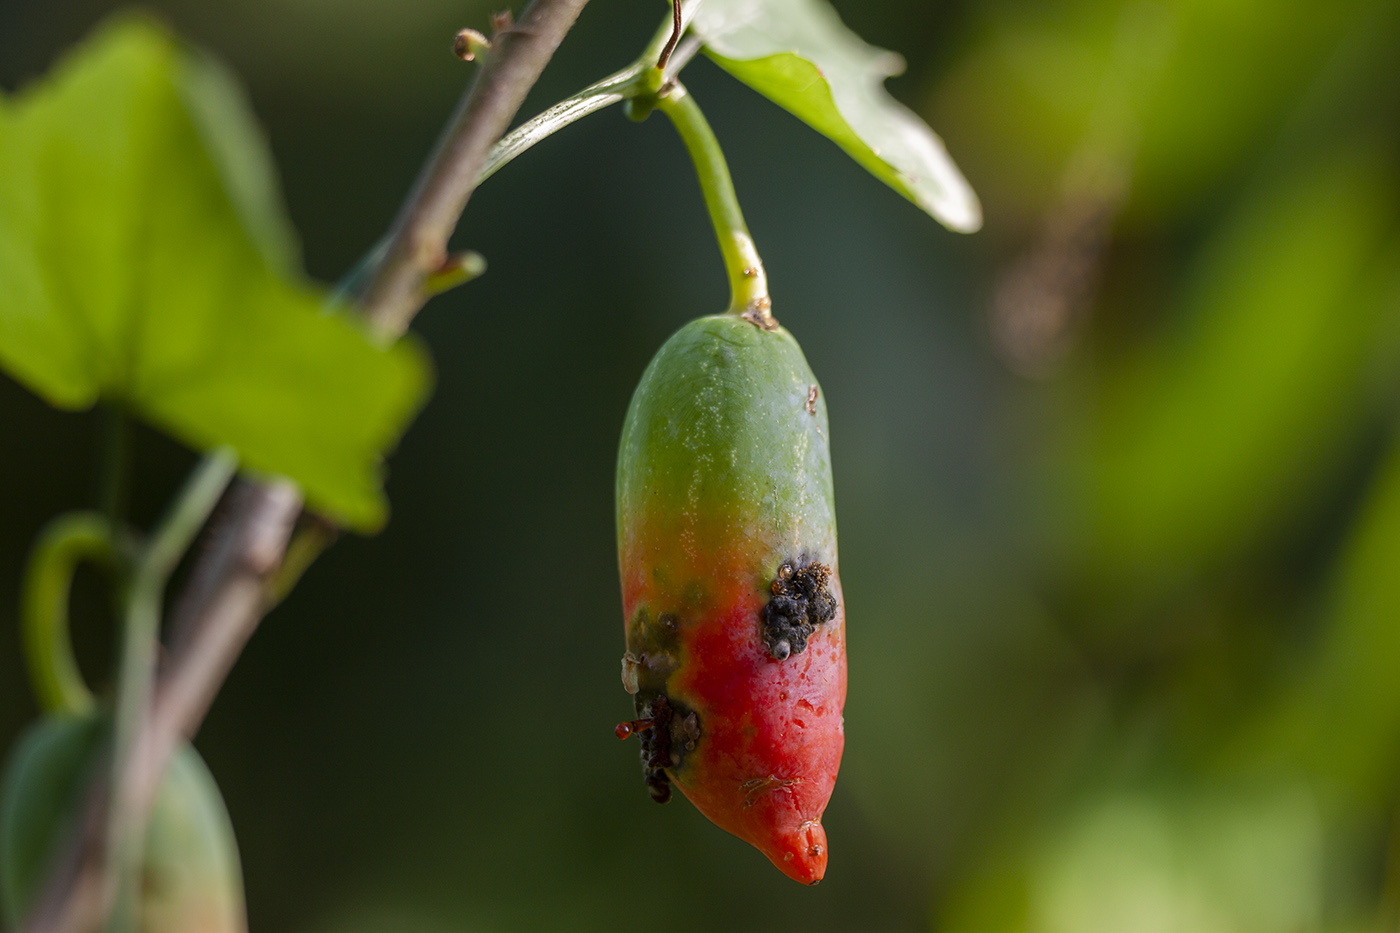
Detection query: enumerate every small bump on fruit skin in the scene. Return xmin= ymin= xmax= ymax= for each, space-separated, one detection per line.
xmin=616 ymin=313 xmax=845 ymax=885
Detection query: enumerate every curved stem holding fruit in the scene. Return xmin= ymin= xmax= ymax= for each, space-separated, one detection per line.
xmin=20 ymin=513 xmax=120 ymax=716
xmin=654 ymin=81 xmax=774 ymax=325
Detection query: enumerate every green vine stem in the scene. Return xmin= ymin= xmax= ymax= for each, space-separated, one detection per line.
xmin=20 ymin=513 xmax=119 ymax=716
xmin=105 ymin=447 xmax=238 ymax=931
xmin=475 ymin=0 xmax=699 ymax=186
xmin=478 ymin=63 xmax=645 ymax=184
xmin=654 ymin=81 xmax=774 ymax=325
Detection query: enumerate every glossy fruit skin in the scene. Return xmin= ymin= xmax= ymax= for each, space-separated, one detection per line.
xmin=0 ymin=715 xmax=247 ymax=933
xmin=616 ymin=313 xmax=845 ymax=885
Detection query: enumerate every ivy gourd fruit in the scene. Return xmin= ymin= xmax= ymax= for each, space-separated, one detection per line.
xmin=0 ymin=715 xmax=246 ymax=932
xmin=616 ymin=313 xmax=845 ymax=885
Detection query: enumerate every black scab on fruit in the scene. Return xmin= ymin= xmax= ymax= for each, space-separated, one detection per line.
xmin=629 ymin=691 xmax=702 ymax=803
xmin=638 ymin=694 xmax=673 ymax=803
xmin=761 ymin=560 xmax=837 ymax=660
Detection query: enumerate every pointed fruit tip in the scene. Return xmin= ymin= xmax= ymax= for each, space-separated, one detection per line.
xmin=765 ymin=820 xmax=828 ymax=886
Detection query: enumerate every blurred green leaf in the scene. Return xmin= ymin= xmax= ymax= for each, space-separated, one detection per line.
xmin=1067 ymin=145 xmax=1398 ymax=591
xmin=690 ymin=0 xmax=981 ymax=232
xmin=1242 ymin=437 xmax=1400 ymax=810
xmin=1130 ymin=0 xmax=1382 ymax=220
xmin=942 ymin=781 xmax=1332 ymax=933
xmin=177 ymin=47 xmax=302 ymax=276
xmin=932 ymin=0 xmax=1386 ymax=226
xmin=0 ymin=16 xmax=429 ymax=531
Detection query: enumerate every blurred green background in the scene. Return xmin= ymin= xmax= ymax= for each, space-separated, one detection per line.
xmin=3 ymin=0 xmax=1400 ymax=929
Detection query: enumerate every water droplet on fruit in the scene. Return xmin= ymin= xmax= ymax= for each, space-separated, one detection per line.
xmin=615 ymin=718 xmax=655 ymax=739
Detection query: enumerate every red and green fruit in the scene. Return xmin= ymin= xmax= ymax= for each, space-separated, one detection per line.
xmin=616 ymin=312 xmax=845 ymax=885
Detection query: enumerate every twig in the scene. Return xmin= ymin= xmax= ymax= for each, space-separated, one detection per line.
xmin=663 ymin=35 xmax=703 ymax=82
xmin=656 ymin=0 xmax=682 ymax=71
xmin=20 ymin=1 xmax=591 ymax=929
xmin=359 ymin=0 xmax=593 ymax=339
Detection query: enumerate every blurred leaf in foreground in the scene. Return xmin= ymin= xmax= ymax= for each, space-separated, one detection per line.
xmin=0 ymin=16 xmax=430 ymax=531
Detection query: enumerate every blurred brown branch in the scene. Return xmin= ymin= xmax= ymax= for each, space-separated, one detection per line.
xmin=21 ymin=1 xmax=591 ymax=929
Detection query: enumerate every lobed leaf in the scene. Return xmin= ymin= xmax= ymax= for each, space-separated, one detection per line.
xmin=0 ymin=16 xmax=430 ymax=531
xmin=690 ymin=0 xmax=981 ymax=232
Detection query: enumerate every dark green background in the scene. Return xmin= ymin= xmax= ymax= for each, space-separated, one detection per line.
xmin=3 ymin=0 xmax=1399 ymax=930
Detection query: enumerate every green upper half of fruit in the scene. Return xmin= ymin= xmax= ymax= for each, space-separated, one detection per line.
xmin=617 ymin=314 xmax=837 ymax=600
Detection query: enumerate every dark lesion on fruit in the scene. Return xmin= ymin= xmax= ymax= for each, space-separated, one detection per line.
xmin=631 ymin=690 xmax=701 ymax=804
xmin=621 ymin=609 xmax=681 ymax=695
xmin=637 ymin=693 xmax=674 ymax=802
xmin=621 ymin=607 xmax=701 ymax=803
xmin=761 ymin=559 xmax=837 ymax=660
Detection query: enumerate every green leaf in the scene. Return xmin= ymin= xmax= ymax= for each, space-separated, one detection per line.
xmin=1247 ymin=438 xmax=1400 ymax=805
xmin=0 ymin=16 xmax=430 ymax=531
xmin=940 ymin=781 xmax=1328 ymax=933
xmin=690 ymin=0 xmax=981 ymax=232
xmin=1067 ymin=146 xmax=1397 ymax=594
xmin=177 ymin=47 xmax=303 ymax=276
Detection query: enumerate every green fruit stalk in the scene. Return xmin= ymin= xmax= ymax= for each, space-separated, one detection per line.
xmin=616 ymin=313 xmax=845 ymax=885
